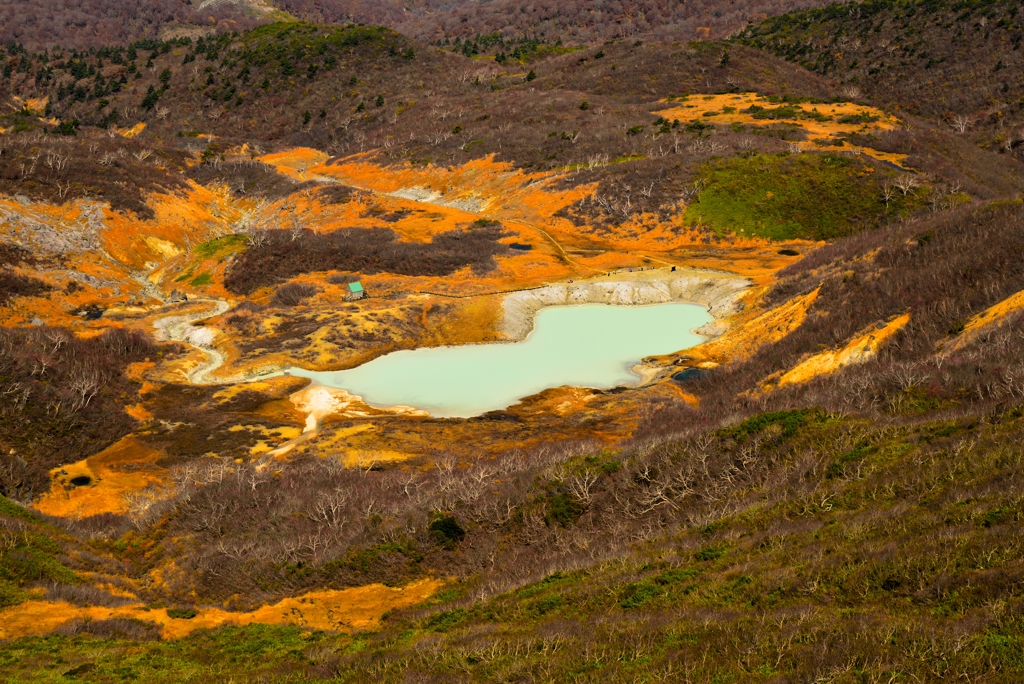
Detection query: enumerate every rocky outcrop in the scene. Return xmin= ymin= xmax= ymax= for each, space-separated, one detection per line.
xmin=501 ymin=271 xmax=750 ymax=341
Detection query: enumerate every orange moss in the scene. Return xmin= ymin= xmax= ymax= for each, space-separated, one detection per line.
xmin=0 ymin=578 xmax=442 ymax=640
xmin=245 ymin=151 xmax=809 ymax=300
xmin=259 ymin=147 xmax=330 ymax=178
xmin=770 ymin=313 xmax=910 ymax=388
xmin=34 ymin=436 xmax=167 ymax=518
xmin=655 ymin=93 xmax=908 ymax=168
xmin=101 ymin=182 xmax=244 ymax=273
xmin=10 ymin=95 xmax=48 ymax=115
xmin=114 ymin=122 xmax=147 ymax=138
xmin=125 ymin=403 xmax=154 ymax=421
xmin=953 ymin=289 xmax=1024 ymax=346
xmin=666 ymin=382 xmax=701 ymax=408
xmin=682 ymin=286 xmax=821 ymax=366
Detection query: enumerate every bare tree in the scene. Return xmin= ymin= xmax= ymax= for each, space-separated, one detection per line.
xmin=881 ymin=181 xmax=896 ymax=208
xmin=567 ymin=472 xmax=599 ymax=506
xmin=894 ymin=175 xmax=921 ymax=196
xmin=951 ymin=114 xmax=971 ymax=134
xmin=840 ymin=85 xmax=862 ymax=100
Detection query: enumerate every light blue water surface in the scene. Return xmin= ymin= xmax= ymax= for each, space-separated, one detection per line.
xmin=285 ymin=303 xmax=712 ymax=417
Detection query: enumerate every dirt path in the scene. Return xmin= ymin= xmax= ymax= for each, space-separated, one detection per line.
xmin=152 ymin=298 xmax=232 ymax=384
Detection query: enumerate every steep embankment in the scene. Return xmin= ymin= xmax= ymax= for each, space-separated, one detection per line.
xmin=502 ymin=269 xmax=749 ymax=340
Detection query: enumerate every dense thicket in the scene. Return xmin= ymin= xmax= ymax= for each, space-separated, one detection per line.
xmin=223 ymin=225 xmax=510 ymax=295
xmin=684 ymin=200 xmax=1024 ymax=425
xmin=0 ymin=0 xmax=237 ymax=51
xmin=399 ymin=0 xmax=831 ymax=44
xmin=0 ymin=0 xmax=837 ymax=52
xmin=736 ymin=0 xmax=1024 ymax=151
xmin=0 ymin=128 xmax=186 ymax=218
xmin=0 ymin=327 xmax=155 ymax=501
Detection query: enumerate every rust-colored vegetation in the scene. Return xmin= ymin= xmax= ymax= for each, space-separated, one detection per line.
xmin=2 ymin=6 xmax=1024 ymax=679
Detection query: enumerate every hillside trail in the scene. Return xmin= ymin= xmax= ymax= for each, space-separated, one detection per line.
xmin=152 ymin=298 xmax=232 ymax=384
xmin=135 ymin=271 xmax=233 ymax=385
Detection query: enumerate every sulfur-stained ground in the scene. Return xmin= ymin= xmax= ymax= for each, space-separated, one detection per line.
xmin=0 ymin=126 xmax=908 ymax=637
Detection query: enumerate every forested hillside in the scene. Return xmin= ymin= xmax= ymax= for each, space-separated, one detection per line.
xmin=2 ymin=0 xmax=836 ymax=51
xmin=736 ymin=0 xmax=1024 ymax=151
xmin=0 ymin=0 xmax=258 ymax=50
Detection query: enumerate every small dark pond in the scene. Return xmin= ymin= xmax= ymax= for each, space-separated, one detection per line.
xmin=672 ymin=367 xmax=710 ymax=383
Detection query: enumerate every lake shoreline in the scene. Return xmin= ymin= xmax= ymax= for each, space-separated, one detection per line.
xmin=285 ymin=302 xmax=715 ymax=418
xmin=501 ymin=268 xmax=750 ymax=341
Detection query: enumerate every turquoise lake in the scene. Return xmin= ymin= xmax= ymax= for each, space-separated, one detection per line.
xmin=284 ymin=303 xmax=713 ymax=417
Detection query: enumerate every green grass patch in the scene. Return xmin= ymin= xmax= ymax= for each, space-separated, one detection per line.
xmin=0 ymin=496 xmax=40 ymax=524
xmin=190 ymin=272 xmax=213 ymax=286
xmin=423 ymin=608 xmax=467 ymax=632
xmin=516 ymin=571 xmax=585 ymax=599
xmin=0 ymin=625 xmax=318 ymax=681
xmin=0 ymin=522 xmax=80 ymax=607
xmin=694 ymin=544 xmax=729 ymax=562
xmin=545 ymin=492 xmax=584 ymax=527
xmin=174 ymin=268 xmax=196 ymax=283
xmin=724 ymin=408 xmax=824 ymax=443
xmin=620 ymin=568 xmax=701 ymax=608
xmin=240 ymin=22 xmax=393 ymax=59
xmin=827 ymin=443 xmax=877 ymax=479
xmin=193 ymin=234 xmax=248 ymax=259
xmin=684 ymin=153 xmax=891 ymax=240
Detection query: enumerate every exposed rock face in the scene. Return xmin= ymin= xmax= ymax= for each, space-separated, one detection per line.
xmin=501 ymin=271 xmax=750 ymax=341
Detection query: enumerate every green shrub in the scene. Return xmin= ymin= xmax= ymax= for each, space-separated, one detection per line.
xmin=545 ymin=493 xmax=584 ymax=527
xmin=695 ymin=544 xmax=728 ymax=562
xmin=726 ymin=409 xmax=820 ymax=442
xmin=424 ymin=608 xmax=467 ymax=632
xmin=429 ymin=516 xmax=465 ymax=547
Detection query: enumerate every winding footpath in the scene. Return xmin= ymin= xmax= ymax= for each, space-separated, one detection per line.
xmin=152 ymin=298 xmax=232 ymax=384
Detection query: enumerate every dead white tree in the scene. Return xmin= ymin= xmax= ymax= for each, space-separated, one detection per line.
xmin=894 ymin=174 xmax=920 ymax=196
xmin=951 ymin=114 xmax=971 ymax=134
xmin=307 ymin=491 xmax=349 ymax=529
xmin=586 ymin=153 xmax=609 ymax=170
xmin=567 ymin=472 xmax=599 ymax=506
xmin=881 ymin=180 xmax=896 ymax=208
